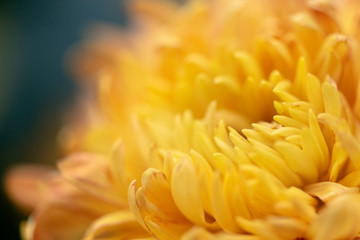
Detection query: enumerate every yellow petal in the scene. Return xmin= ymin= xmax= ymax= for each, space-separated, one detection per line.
xmin=171 ymin=158 xmax=218 ymax=229
xmin=128 ymin=181 xmax=148 ymax=231
xmin=322 ymin=77 xmax=342 ymax=118
xmin=249 ymin=139 xmax=303 ymax=187
xmin=141 ymin=168 xmax=183 ymax=217
xmin=274 ymin=140 xmax=318 ymax=184
xmin=234 ymin=51 xmax=263 ymax=80
xmin=110 ymin=140 xmax=129 ymax=198
xmin=211 ymin=172 xmax=241 ymax=232
xmin=306 ymin=73 xmax=324 ymax=113
xmin=84 ymin=211 xmax=149 ymax=240
xmin=329 ymin=141 xmax=348 ymax=182
xmin=145 ymin=215 xmax=192 ymax=240
xmin=181 ymin=227 xmax=215 ymax=240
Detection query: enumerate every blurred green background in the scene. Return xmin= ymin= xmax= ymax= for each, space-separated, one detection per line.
xmin=0 ymin=0 xmax=126 ymax=238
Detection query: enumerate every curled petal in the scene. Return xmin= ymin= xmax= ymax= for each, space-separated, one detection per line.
xmin=305 ymin=181 xmax=358 ymax=203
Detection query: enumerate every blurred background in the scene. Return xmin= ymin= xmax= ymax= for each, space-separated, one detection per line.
xmin=0 ymin=0 xmax=126 ymax=238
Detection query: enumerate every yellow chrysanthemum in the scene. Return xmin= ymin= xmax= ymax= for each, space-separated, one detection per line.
xmin=6 ymin=0 xmax=360 ymax=239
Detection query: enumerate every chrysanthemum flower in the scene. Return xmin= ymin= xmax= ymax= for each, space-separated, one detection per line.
xmin=6 ymin=0 xmax=360 ymax=239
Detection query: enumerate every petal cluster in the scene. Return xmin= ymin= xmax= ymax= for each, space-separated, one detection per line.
xmin=7 ymin=0 xmax=360 ymax=239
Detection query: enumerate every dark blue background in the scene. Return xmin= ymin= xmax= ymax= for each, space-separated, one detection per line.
xmin=0 ymin=0 xmax=127 ymax=238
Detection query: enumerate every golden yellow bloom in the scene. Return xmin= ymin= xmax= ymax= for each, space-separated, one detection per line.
xmin=6 ymin=0 xmax=360 ymax=239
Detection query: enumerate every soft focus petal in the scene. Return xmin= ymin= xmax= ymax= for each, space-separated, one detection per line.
xmin=29 ymin=176 xmax=118 ymax=240
xmin=309 ymin=193 xmax=360 ymax=240
xmin=4 ymin=164 xmax=54 ymax=212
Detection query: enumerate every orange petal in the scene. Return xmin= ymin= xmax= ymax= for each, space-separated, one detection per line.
xmin=4 ymin=164 xmax=55 ymax=212
xmin=58 ymin=153 xmax=126 ymax=207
